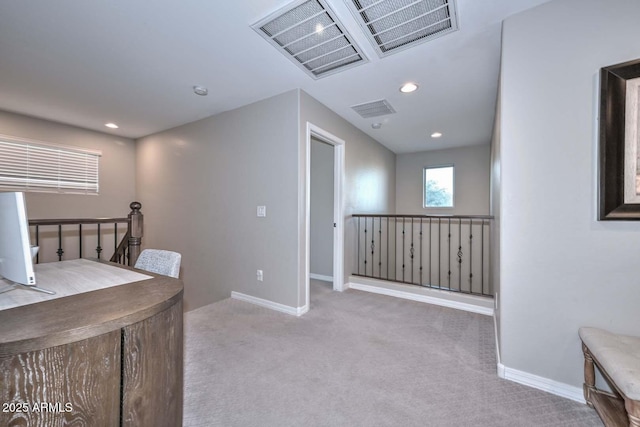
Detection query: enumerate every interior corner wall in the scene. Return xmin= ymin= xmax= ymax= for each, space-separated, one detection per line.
xmin=499 ymin=0 xmax=640 ymax=390
xmin=136 ymin=90 xmax=300 ymax=312
xmin=298 ymin=90 xmax=396 ymax=305
xmin=395 ymin=145 xmax=491 ymax=215
xmin=490 ymin=79 xmax=502 ymax=362
xmin=0 ymin=110 xmax=136 ymax=218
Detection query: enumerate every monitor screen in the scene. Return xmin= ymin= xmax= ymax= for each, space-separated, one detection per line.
xmin=0 ymin=191 xmax=36 ymax=286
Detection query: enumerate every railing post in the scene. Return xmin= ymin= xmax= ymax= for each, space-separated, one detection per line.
xmin=127 ymin=202 xmax=143 ymax=266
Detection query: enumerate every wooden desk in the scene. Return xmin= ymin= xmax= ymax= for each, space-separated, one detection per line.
xmin=0 ymin=259 xmax=184 ymax=427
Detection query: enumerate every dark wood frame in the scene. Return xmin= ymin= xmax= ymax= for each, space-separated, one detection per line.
xmin=598 ymin=58 xmax=640 ymax=220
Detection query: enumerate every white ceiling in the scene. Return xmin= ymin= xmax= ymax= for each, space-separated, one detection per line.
xmin=0 ymin=0 xmax=550 ymax=154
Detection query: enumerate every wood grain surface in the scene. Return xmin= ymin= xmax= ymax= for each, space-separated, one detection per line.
xmin=0 ymin=260 xmax=184 ymax=426
xmin=121 ymin=300 xmax=184 ymax=427
xmin=0 ymin=331 xmax=121 ymax=427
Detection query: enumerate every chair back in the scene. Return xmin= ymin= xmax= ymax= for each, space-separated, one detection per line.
xmin=134 ymin=249 xmax=181 ymax=278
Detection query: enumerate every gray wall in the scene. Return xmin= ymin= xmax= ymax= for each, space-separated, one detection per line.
xmin=0 ymin=110 xmax=136 ymax=219
xmin=499 ymin=0 xmax=640 ymax=389
xmin=0 ymin=110 xmax=136 ymax=262
xmin=136 ymin=91 xmax=299 ymax=312
xmin=310 ymin=137 xmax=334 ymax=278
xmin=396 ymin=145 xmax=490 ymax=215
xmin=299 ymin=90 xmax=396 ymax=301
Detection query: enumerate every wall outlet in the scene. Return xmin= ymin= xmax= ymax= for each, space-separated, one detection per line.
xmin=257 ymin=206 xmax=266 ymax=217
xmin=256 ymin=269 xmax=263 ymax=282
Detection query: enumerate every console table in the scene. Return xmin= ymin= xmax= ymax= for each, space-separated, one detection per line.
xmin=0 ymin=259 xmax=184 ymax=427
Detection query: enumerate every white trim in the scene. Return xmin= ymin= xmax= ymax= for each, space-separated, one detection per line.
xmin=494 ymin=291 xmax=501 ymax=366
xmin=348 ymin=282 xmax=494 ymax=316
xmin=310 ymin=273 xmax=334 ymax=282
xmin=231 ymin=291 xmax=308 ymax=317
xmin=498 ymin=364 xmax=586 ymax=404
xmin=305 ymin=122 xmax=346 ymax=315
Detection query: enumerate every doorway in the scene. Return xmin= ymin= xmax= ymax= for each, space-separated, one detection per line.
xmin=305 ymin=123 xmax=344 ymax=309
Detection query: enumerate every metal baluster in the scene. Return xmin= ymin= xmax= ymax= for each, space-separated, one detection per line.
xmin=410 ymin=218 xmax=414 ymax=284
xmin=428 ymin=218 xmax=432 ymax=287
xmin=370 ymin=217 xmax=375 ymax=277
xmin=357 ymin=217 xmax=361 ymax=275
xmin=56 ymin=225 xmax=64 ymax=261
xmin=419 ymin=219 xmax=423 ymax=286
xmin=114 ymin=223 xmax=118 ymax=262
xmin=469 ymin=220 xmax=474 ymax=294
xmin=402 ymin=217 xmax=406 ymax=282
xmin=378 ymin=217 xmax=382 ymax=278
xmin=96 ymin=223 xmax=102 ymax=260
xmin=364 ymin=217 xmax=368 ymax=275
xmin=392 ymin=217 xmax=396 ymax=280
xmin=481 ymin=219 xmax=486 ymax=296
xmin=458 ymin=219 xmax=462 ymax=292
xmin=438 ymin=218 xmax=442 ymax=289
xmin=386 ymin=217 xmax=390 ymax=280
xmin=447 ymin=219 xmax=451 ymax=289
xmin=79 ymin=224 xmax=83 ymax=258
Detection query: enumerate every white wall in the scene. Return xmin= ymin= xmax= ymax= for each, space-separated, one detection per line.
xmin=396 ymin=145 xmax=490 ymax=215
xmin=499 ymin=0 xmax=640 ymax=391
xmin=137 ymin=91 xmax=299 ymax=312
xmin=310 ymin=137 xmax=334 ymax=278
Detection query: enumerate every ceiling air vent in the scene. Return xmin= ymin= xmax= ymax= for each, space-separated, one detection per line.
xmin=351 ymin=99 xmax=396 ymax=118
xmin=346 ymin=0 xmax=459 ymax=57
xmin=252 ymin=0 xmax=367 ymax=79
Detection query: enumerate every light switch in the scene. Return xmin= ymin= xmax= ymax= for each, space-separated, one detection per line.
xmin=257 ymin=206 xmax=266 ymax=217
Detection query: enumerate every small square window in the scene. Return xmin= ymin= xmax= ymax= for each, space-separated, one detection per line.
xmin=424 ymin=165 xmax=454 ymax=208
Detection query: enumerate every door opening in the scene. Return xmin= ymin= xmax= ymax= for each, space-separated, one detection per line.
xmin=305 ymin=123 xmax=345 ymax=309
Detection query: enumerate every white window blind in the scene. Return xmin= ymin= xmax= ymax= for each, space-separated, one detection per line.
xmin=0 ymin=135 xmax=101 ymax=194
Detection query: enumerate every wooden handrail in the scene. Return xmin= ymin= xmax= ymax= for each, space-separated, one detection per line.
xmin=29 ymin=217 xmax=128 ymax=226
xmin=352 ymin=214 xmax=494 ymax=219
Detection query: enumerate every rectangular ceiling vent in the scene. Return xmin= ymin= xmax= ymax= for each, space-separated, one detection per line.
xmin=351 ymin=99 xmax=396 ymax=118
xmin=252 ymin=0 xmax=367 ymax=79
xmin=346 ymin=0 xmax=459 ymax=57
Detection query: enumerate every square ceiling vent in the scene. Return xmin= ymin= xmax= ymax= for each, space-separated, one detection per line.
xmin=351 ymin=99 xmax=396 ymax=118
xmin=345 ymin=0 xmax=459 ymax=57
xmin=252 ymin=0 xmax=368 ymax=79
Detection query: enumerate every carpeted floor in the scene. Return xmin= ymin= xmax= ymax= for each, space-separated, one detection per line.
xmin=183 ymin=281 xmax=602 ymax=426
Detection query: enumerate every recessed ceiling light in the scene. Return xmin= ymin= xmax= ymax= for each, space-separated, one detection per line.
xmin=105 ymin=123 xmax=119 ymax=129
xmin=400 ymin=83 xmax=418 ymax=93
xmin=193 ymin=85 xmax=208 ymax=96
xmin=315 ymin=23 xmax=324 ymax=34
xmin=371 ymin=123 xmax=382 ymax=129
xmin=431 ymin=132 xmax=443 ymax=138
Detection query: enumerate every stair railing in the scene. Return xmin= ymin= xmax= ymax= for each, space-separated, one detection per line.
xmin=352 ymin=214 xmax=494 ymax=297
xmin=28 ymin=202 xmax=143 ymax=267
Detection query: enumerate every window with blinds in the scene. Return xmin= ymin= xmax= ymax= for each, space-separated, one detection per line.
xmin=0 ymin=135 xmax=101 ymax=194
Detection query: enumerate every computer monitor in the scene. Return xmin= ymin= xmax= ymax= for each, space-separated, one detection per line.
xmin=0 ymin=191 xmax=54 ymax=294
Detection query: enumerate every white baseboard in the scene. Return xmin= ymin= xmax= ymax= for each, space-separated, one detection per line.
xmin=231 ymin=291 xmax=308 ymax=317
xmin=498 ymin=363 xmax=585 ymax=404
xmin=309 ymin=273 xmax=333 ymax=283
xmin=348 ymin=281 xmax=494 ymax=316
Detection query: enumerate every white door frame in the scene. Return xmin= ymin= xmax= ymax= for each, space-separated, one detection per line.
xmin=305 ymin=122 xmax=345 ymax=309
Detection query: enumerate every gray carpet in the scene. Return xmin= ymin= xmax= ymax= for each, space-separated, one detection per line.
xmin=183 ymin=281 xmax=602 ymax=426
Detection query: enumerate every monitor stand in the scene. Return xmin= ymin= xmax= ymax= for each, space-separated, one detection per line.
xmin=0 ymin=282 xmax=55 ymax=295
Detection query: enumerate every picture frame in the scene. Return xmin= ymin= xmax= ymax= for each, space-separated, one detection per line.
xmin=598 ymin=58 xmax=640 ymax=220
